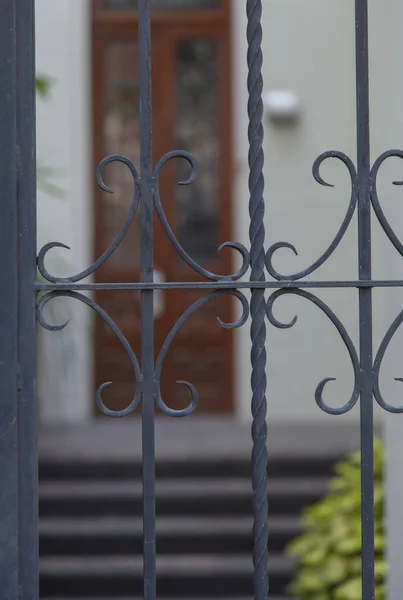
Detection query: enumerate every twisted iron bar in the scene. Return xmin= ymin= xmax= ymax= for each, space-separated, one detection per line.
xmin=246 ymin=1 xmax=269 ymax=598
xmin=266 ymin=289 xmax=360 ymax=415
xmin=155 ymin=289 xmax=249 ymax=418
xmin=266 ymin=151 xmax=358 ymax=281
xmin=37 ymin=291 xmax=142 ymax=417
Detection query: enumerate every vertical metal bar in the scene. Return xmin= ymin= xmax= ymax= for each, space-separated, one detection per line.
xmin=17 ymin=1 xmax=38 ymax=598
xmin=355 ymin=1 xmax=374 ymax=599
xmin=246 ymin=1 xmax=269 ymax=599
xmin=0 ymin=3 xmax=19 ymax=598
xmin=138 ymin=1 xmax=156 ymax=599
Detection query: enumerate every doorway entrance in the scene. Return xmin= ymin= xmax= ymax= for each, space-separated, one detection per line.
xmin=92 ymin=0 xmax=234 ymax=414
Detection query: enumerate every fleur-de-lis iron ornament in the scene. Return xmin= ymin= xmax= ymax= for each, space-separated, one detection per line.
xmin=34 ymin=1 xmax=403 ymax=599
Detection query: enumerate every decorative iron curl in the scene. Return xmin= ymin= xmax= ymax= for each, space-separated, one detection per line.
xmin=266 ymin=289 xmax=360 ymax=415
xmin=154 ymin=289 xmax=249 ymax=418
xmin=265 ymin=151 xmax=358 ymax=281
xmin=373 ymin=310 xmax=403 ymax=413
xmin=37 ymin=155 xmax=140 ymax=283
xmin=37 ymin=291 xmax=142 ymax=418
xmin=370 ymin=149 xmax=403 ymax=256
xmin=153 ymin=150 xmax=250 ymax=281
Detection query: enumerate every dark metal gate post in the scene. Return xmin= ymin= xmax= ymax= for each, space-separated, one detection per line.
xmin=0 ymin=3 xmax=20 ymax=594
xmin=0 ymin=0 xmax=38 ymax=598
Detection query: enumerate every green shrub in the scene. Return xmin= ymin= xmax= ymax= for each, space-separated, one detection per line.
xmin=286 ymin=437 xmax=386 ymax=600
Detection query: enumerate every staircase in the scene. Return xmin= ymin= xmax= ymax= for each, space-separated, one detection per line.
xmin=38 ymin=453 xmax=338 ymax=600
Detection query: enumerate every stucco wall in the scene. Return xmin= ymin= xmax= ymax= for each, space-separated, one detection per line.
xmin=36 ymin=0 xmax=92 ymax=423
xmin=368 ymin=1 xmax=403 ymax=596
xmin=234 ymin=0 xmax=386 ymax=424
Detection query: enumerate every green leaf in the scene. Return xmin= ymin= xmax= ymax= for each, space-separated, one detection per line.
xmin=334 ymin=577 xmax=362 ymax=600
xmin=375 ymin=582 xmax=387 ymax=600
xmin=292 ymin=570 xmax=327 ymax=594
xmin=348 ymin=556 xmax=361 ymax=576
xmin=287 ymin=534 xmax=316 ymax=557
xmin=335 ymin=535 xmax=362 ymax=556
xmin=375 ymin=560 xmax=388 ymax=580
xmin=300 ymin=547 xmax=327 ymax=567
xmin=374 ymin=533 xmax=384 ymax=553
xmin=322 ymin=556 xmax=349 ymax=586
xmin=36 ymin=74 xmax=53 ymax=99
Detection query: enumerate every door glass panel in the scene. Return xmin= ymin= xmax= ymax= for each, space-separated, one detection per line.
xmin=103 ymin=0 xmax=219 ymax=10
xmin=102 ymin=40 xmax=141 ymax=270
xmin=175 ymin=38 xmax=219 ymax=261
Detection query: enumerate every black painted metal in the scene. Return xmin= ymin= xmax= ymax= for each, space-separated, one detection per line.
xmin=0 ymin=0 xmax=38 ymax=598
xmin=0 ymin=4 xmax=20 ymax=597
xmin=1 ymin=0 xmax=403 ymax=598
xmin=17 ymin=0 xmax=39 ymax=596
xmin=246 ymin=1 xmax=269 ymax=598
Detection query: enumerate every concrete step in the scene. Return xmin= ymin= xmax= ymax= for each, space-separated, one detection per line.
xmin=37 ymin=423 xmax=343 ymax=599
xmin=39 ymin=477 xmax=328 ymax=517
xmin=39 ymin=515 xmax=302 ymax=555
xmin=39 ymin=455 xmax=338 ymax=481
xmin=39 ymin=554 xmax=294 ymax=597
xmin=43 ymin=597 xmax=294 ymax=600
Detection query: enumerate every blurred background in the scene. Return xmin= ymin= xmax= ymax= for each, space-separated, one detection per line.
xmin=35 ymin=1 xmax=403 ymax=598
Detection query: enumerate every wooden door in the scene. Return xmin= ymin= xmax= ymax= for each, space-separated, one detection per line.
xmin=92 ymin=2 xmax=234 ymax=415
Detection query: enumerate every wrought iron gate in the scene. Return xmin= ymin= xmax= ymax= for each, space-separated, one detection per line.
xmin=0 ymin=0 xmax=402 ymax=598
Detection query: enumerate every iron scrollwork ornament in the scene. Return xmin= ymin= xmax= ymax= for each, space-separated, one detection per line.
xmin=263 ymin=145 xmax=403 ymax=414
xmin=370 ymin=149 xmax=403 ymax=257
xmin=37 ymin=155 xmax=141 ymax=284
xmin=37 ymin=149 xmax=250 ymax=416
xmin=369 ymin=150 xmax=403 ymax=414
xmin=153 ymin=150 xmax=250 ymax=282
xmin=37 ymin=290 xmax=143 ymax=418
xmin=265 ymin=151 xmax=358 ymax=281
xmin=373 ymin=308 xmax=403 ymax=414
xmin=154 ymin=289 xmax=249 ymax=418
xmin=266 ymin=288 xmax=360 ymax=415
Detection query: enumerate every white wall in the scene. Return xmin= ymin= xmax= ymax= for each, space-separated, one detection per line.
xmin=36 ymin=0 xmax=93 ymax=423
xmin=233 ymin=0 xmax=388 ymax=425
xmin=368 ymin=1 xmax=403 ymax=596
